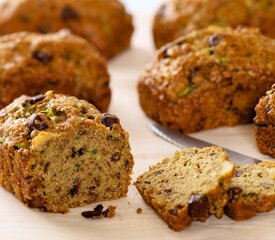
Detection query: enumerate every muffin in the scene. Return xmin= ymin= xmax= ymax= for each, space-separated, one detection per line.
xmin=225 ymin=161 xmax=275 ymax=220
xmin=138 ymin=26 xmax=275 ymax=133
xmin=0 ymin=0 xmax=134 ymax=59
xmin=135 ymin=146 xmax=234 ymax=231
xmin=0 ymin=30 xmax=110 ymax=112
xmin=254 ymin=84 xmax=275 ymax=158
xmin=153 ymin=0 xmax=275 ymax=49
xmin=0 ymin=91 xmax=134 ymax=213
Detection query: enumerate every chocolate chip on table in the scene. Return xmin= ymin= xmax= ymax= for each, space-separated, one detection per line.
xmin=32 ymin=51 xmax=53 ymax=65
xmin=28 ymin=114 xmax=49 ymax=132
xmin=61 ymin=5 xmax=80 ymax=21
xmin=101 ymin=113 xmax=119 ymax=129
xmin=24 ymin=94 xmax=45 ymax=105
xmin=82 ymin=204 xmax=117 ymax=219
xmin=208 ymin=35 xmax=220 ymax=47
xmin=188 ymin=193 xmax=210 ymax=220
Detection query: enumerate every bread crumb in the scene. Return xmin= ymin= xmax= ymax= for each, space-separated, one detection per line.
xmin=136 ymin=208 xmax=143 ymax=214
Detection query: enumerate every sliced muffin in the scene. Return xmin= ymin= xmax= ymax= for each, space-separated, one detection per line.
xmin=0 ymin=91 xmax=134 ymax=213
xmin=134 ymin=146 xmax=234 ymax=231
xmin=225 ymin=161 xmax=275 ymax=220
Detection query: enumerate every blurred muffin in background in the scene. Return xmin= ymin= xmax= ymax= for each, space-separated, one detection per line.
xmin=0 ymin=30 xmax=110 ymax=112
xmin=153 ymin=0 xmax=275 ymax=48
xmin=0 ymin=0 xmax=134 ymax=59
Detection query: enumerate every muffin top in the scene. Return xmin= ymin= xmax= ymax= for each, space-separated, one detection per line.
xmin=142 ymin=26 xmax=275 ymax=103
xmin=0 ymin=91 xmax=121 ymax=154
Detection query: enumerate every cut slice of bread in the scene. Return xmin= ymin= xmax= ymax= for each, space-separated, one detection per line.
xmin=225 ymin=161 xmax=275 ymax=220
xmin=134 ymin=146 xmax=234 ymax=231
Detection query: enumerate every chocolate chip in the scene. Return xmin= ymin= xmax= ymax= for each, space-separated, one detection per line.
xmin=69 ymin=183 xmax=79 ymax=197
xmin=102 ymin=209 xmax=109 ymax=217
xmin=24 ymin=94 xmax=45 ymax=105
xmin=209 ymin=35 xmax=220 ymax=47
xmin=260 ymin=182 xmax=273 ymax=189
xmin=32 ymin=51 xmax=53 ymax=65
xmin=187 ymin=67 xmax=199 ymax=87
xmin=100 ymin=113 xmax=119 ymax=129
xmin=188 ymin=193 xmax=210 ymax=220
xmin=162 ymin=48 xmax=170 ymax=59
xmin=228 ymin=187 xmax=243 ymax=199
xmin=61 ymin=5 xmax=79 ymax=21
xmin=28 ymin=114 xmax=48 ymax=132
xmin=81 ymin=204 xmax=104 ymax=219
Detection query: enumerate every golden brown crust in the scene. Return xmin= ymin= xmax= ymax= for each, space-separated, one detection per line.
xmin=138 ymin=26 xmax=275 ymax=133
xmin=0 ymin=30 xmax=110 ymax=112
xmin=0 ymin=91 xmax=134 ymax=213
xmin=0 ymin=0 xmax=134 ymax=59
xmin=225 ymin=161 xmax=275 ymax=220
xmin=254 ymin=84 xmax=275 ymax=157
xmin=153 ymin=0 xmax=249 ymax=48
xmin=153 ymin=0 xmax=275 ymax=49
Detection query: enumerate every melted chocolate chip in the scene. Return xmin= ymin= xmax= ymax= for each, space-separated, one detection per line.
xmin=61 ymin=5 xmax=79 ymax=21
xmin=101 ymin=113 xmax=119 ymax=129
xmin=28 ymin=114 xmax=48 ymax=132
xmin=32 ymin=51 xmax=53 ymax=65
xmin=188 ymin=193 xmax=210 ymax=220
xmin=24 ymin=94 xmax=45 ymax=105
xmin=209 ymin=35 xmax=220 ymax=47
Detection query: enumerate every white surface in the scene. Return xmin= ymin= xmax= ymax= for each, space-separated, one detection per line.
xmin=1 ymin=5 xmax=275 ymax=240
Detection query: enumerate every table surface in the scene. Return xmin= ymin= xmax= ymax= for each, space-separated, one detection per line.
xmin=0 ymin=2 xmax=274 ymax=240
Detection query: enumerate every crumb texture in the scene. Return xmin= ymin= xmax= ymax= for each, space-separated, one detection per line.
xmin=134 ymin=146 xmax=234 ymax=231
xmin=225 ymin=161 xmax=275 ymax=220
xmin=0 ymin=91 xmax=134 ymax=213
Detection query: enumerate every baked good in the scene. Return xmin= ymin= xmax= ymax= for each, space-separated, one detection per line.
xmin=248 ymin=0 xmax=275 ymax=39
xmin=225 ymin=161 xmax=275 ymax=220
xmin=138 ymin=26 xmax=275 ymax=133
xmin=0 ymin=0 xmax=133 ymax=59
xmin=0 ymin=30 xmax=110 ymax=112
xmin=134 ymin=146 xmax=234 ymax=231
xmin=254 ymin=85 xmax=275 ymax=158
xmin=0 ymin=91 xmax=134 ymax=213
xmin=153 ymin=0 xmax=275 ymax=49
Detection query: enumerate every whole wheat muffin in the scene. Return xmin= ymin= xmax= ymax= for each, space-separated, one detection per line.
xmin=0 ymin=91 xmax=134 ymax=213
xmin=0 ymin=0 xmax=133 ymax=59
xmin=0 ymin=30 xmax=110 ymax=112
xmin=153 ymin=0 xmax=275 ymax=49
xmin=135 ymin=146 xmax=234 ymax=231
xmin=254 ymin=84 xmax=275 ymax=158
xmin=138 ymin=26 xmax=275 ymax=133
xmin=225 ymin=161 xmax=275 ymax=220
